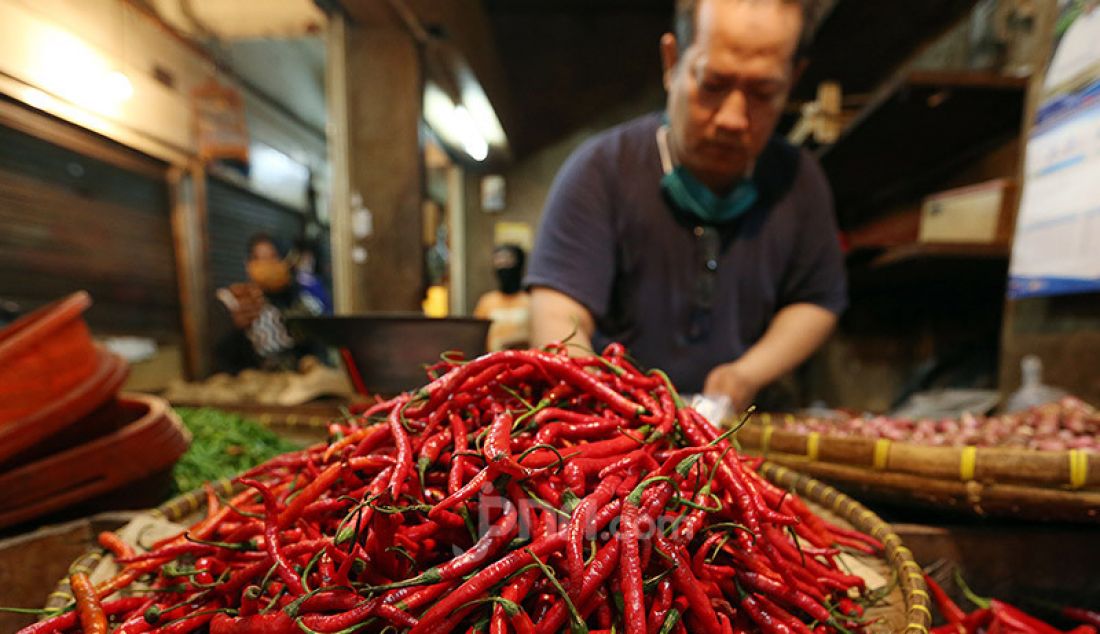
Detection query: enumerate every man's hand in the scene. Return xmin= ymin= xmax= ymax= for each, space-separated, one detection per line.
xmin=529 ymin=287 xmax=597 ymax=355
xmin=704 ymin=303 xmax=838 ymax=412
xmin=703 ymin=361 xmax=760 ymax=413
xmin=227 ymin=283 xmax=264 ymax=330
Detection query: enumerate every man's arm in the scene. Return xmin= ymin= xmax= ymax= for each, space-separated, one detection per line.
xmin=703 ymin=302 xmax=837 ymax=411
xmin=529 ymin=286 xmax=596 ymax=353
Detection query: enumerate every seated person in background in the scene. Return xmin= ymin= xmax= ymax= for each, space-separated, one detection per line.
xmin=474 ymin=244 xmax=531 ymax=351
xmin=212 ymin=232 xmax=325 ymax=374
xmin=290 ymin=238 xmax=333 ymax=315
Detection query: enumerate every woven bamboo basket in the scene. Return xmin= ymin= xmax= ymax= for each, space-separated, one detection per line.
xmin=46 ymin=468 xmax=931 ymax=633
xmin=735 ymin=414 xmax=1100 ymax=522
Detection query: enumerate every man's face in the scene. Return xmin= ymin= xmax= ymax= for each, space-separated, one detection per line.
xmin=246 ymin=240 xmax=291 ymax=292
xmin=662 ymin=0 xmax=801 ymax=193
xmin=250 ymin=241 xmax=280 ymax=263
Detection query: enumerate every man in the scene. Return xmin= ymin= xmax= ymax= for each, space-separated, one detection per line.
xmin=526 ymin=0 xmax=846 ymax=411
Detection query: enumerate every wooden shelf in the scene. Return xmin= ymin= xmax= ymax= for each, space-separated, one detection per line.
xmin=819 ymin=70 xmax=1028 ymax=229
xmin=848 ymin=241 xmax=1010 ymax=297
xmin=791 ymin=0 xmax=981 ymax=104
xmin=869 ymin=241 xmax=1009 ymax=268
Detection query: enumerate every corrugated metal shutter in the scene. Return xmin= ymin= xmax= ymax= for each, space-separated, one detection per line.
xmin=0 ymin=122 xmax=177 ymax=337
xmin=206 ymin=176 xmax=305 ymax=291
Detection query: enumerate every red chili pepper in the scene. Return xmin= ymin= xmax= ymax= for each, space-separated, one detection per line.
xmin=738 ymin=569 xmax=832 ymax=624
xmin=655 ymin=532 xmax=724 ymax=633
xmin=563 ymin=461 xmax=586 ymax=496
xmin=238 ymin=477 xmax=304 ymax=595
xmin=380 ymin=498 xmax=518 ymax=590
xmin=753 ymin=533 xmax=829 ymax=603
xmin=990 ymin=599 xmax=1062 ymax=634
xmin=158 ymin=604 xmax=222 ymax=634
xmin=374 ymin=603 xmax=419 ymax=629
xmin=687 ymin=411 xmax=797 ymax=530
xmin=409 ymin=532 xmax=568 ymax=633
xmin=429 ymin=464 xmax=494 ymax=520
xmin=757 ymin=592 xmax=813 ymax=634
xmin=491 ymin=568 xmax=540 ymax=634
xmin=566 ymin=474 xmax=622 ymax=590
xmin=70 ymin=571 xmax=108 ymax=634
xmin=538 ymin=352 xmax=646 ymax=418
xmin=16 ymin=597 xmax=146 ymax=634
xmin=1063 ymin=606 xmax=1100 ymax=629
xmin=277 ymin=460 xmax=343 ymax=530
xmin=385 ymin=395 xmax=415 ymax=501
xmin=97 ymin=530 xmax=136 ymax=560
xmin=209 ymin=611 xmax=298 ymax=634
xmin=764 ymin=526 xmax=862 ymax=591
xmin=647 ymin=578 xmax=675 ymax=633
xmin=483 ymin=409 xmax=542 ymax=479
xmin=827 ymin=525 xmax=884 ymax=552
xmin=619 ymin=479 xmax=653 ymax=633
xmin=838 ymin=597 xmax=864 ymax=618
xmin=741 ymin=592 xmax=795 ymax=634
xmin=924 ymin=573 xmax=968 ymax=626
xmin=535 ymin=532 xmax=622 ymax=634
xmin=416 ymin=427 xmax=452 ymax=480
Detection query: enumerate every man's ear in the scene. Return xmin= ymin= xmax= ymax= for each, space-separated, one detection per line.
xmin=660 ymin=32 xmax=680 ymax=91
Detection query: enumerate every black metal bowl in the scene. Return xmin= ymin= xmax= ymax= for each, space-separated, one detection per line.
xmin=288 ymin=314 xmax=490 ymax=395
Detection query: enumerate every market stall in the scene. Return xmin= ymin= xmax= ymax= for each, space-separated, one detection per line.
xmin=4 ymin=0 xmax=1100 ymax=632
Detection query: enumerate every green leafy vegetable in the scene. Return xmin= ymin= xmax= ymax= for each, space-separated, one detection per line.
xmin=171 ymin=408 xmax=302 ymax=493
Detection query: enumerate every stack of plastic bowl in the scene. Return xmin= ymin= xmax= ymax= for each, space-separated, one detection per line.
xmin=0 ymin=292 xmax=190 ymax=529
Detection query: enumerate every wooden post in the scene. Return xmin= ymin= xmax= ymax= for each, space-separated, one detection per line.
xmin=168 ymin=162 xmax=210 ymax=378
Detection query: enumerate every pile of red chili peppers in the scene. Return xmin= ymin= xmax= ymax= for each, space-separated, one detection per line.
xmin=21 ymin=345 xmax=885 ymax=633
xmin=924 ymin=574 xmax=1100 ymax=634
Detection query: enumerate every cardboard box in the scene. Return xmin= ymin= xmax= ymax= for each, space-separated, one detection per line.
xmin=919 ymin=179 xmax=1015 ymax=244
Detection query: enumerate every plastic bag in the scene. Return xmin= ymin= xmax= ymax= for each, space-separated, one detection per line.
xmin=1003 ymin=355 xmax=1067 ymax=413
xmin=688 ymin=393 xmax=734 ymax=427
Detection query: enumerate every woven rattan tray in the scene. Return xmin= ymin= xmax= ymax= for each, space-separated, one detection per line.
xmin=47 ymin=466 xmax=931 ymax=633
xmin=736 ymin=415 xmax=1100 ymax=522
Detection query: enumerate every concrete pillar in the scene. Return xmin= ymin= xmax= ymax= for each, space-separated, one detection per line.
xmin=325 ymin=12 xmax=355 ymax=314
xmin=329 ymin=13 xmax=424 ymax=313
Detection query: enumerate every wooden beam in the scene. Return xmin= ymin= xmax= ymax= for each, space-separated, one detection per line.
xmin=0 ymin=96 xmax=166 ymax=178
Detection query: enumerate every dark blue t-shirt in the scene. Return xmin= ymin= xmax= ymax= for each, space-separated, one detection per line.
xmin=526 ymin=112 xmax=847 ymax=393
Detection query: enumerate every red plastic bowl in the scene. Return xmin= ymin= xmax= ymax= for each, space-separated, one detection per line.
xmin=0 ymin=292 xmax=97 ymax=424
xmin=0 ymin=346 xmax=128 ymax=466
xmin=0 ymin=393 xmax=192 ymax=529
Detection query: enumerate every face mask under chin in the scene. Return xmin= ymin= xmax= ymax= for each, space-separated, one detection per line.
xmin=661 ymin=166 xmax=757 ymax=224
xmin=657 ymin=123 xmax=757 ymax=225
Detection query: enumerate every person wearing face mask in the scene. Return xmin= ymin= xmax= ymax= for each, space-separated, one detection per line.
xmin=474 ymin=244 xmax=532 ymax=351
xmin=212 ymin=232 xmax=325 ymax=373
xmin=526 ymin=0 xmax=846 ymax=412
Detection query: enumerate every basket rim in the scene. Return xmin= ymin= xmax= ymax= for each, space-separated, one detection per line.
xmin=759 ymin=462 xmax=931 ymax=634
